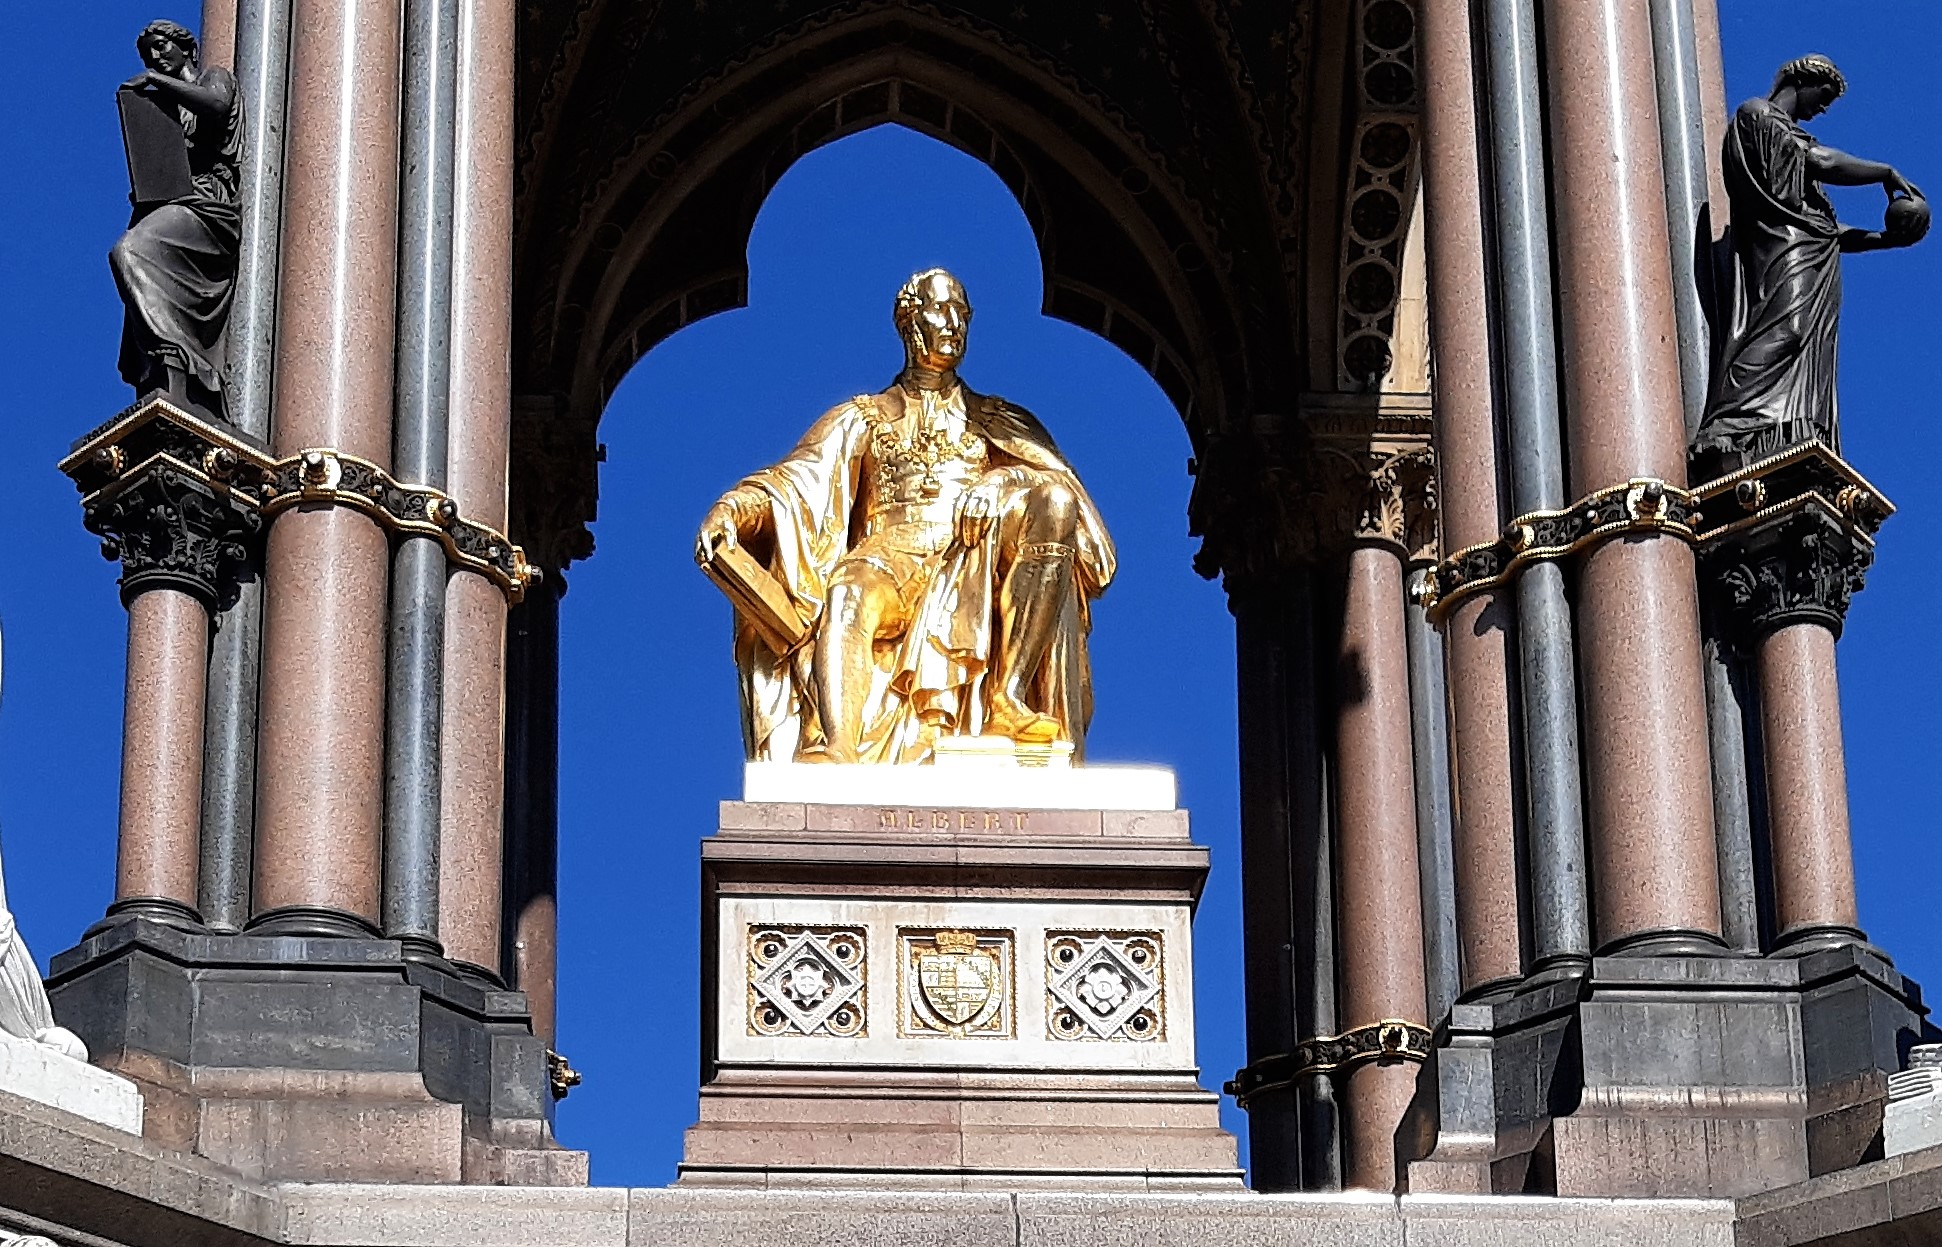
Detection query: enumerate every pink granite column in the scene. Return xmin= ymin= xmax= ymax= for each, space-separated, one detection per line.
xmin=1419 ymin=0 xmax=1523 ymax=998
xmin=1335 ymin=544 xmax=1430 ymax=1192
xmin=1757 ymin=625 xmax=1862 ymax=948
xmin=113 ymin=589 xmax=209 ymax=925
xmin=436 ymin=0 xmax=516 ymax=978
xmin=1690 ymin=0 xmax=1731 ymax=242
xmin=250 ymin=0 xmax=402 ymax=935
xmin=1545 ymin=0 xmax=1722 ymax=953
xmin=199 ymin=0 xmax=237 ymax=71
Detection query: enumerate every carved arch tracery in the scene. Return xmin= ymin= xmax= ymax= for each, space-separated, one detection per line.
xmin=510 ymin=1 xmax=1413 ymax=581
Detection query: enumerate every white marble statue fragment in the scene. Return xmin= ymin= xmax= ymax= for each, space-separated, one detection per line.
xmin=0 ymin=624 xmax=88 ymax=1062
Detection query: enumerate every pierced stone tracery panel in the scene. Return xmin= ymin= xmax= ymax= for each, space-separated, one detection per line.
xmin=1337 ymin=0 xmax=1421 ymax=392
xmin=747 ymin=924 xmax=867 ymax=1038
xmin=1046 ymin=930 xmax=1165 ymax=1042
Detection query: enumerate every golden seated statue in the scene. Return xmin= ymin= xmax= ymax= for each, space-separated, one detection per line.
xmin=695 ymin=269 xmax=1116 ymax=764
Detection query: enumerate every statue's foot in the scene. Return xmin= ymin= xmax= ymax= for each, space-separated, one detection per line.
xmin=987 ymin=695 xmax=1061 ymax=744
xmin=34 ymin=1027 xmax=89 ymax=1063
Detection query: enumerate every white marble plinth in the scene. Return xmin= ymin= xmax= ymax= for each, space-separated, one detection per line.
xmin=688 ymin=793 xmax=1236 ymax=1184
xmin=0 ymin=1033 xmax=142 ymax=1134
xmin=743 ymin=761 xmax=1176 ymax=811
xmin=1887 ymin=1050 xmax=1942 ymax=1158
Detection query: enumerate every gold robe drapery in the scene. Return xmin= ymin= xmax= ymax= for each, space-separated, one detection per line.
xmin=730 ymin=384 xmax=1115 ymax=763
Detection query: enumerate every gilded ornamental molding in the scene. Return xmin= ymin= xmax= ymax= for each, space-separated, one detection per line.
xmin=1225 ymin=1018 xmax=1435 ymax=1108
xmin=62 ymin=398 xmax=539 ymax=607
xmin=1423 ymin=441 xmax=1891 ymax=637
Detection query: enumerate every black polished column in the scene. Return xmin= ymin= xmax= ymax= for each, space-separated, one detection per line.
xmin=198 ymin=0 xmax=294 ymax=933
xmin=503 ymin=572 xmax=565 ymax=1048
xmin=381 ymin=0 xmax=463 ymax=959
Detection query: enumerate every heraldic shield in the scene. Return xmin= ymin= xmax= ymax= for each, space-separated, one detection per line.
xmin=902 ymin=929 xmax=1010 ymax=1036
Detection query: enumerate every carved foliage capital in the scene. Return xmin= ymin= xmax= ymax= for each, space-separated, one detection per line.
xmin=1331 ymin=442 xmax=1437 ymax=558
xmin=86 ymin=464 xmax=261 ymax=610
xmin=1703 ymin=502 xmax=1873 ymax=643
xmin=1190 ymin=403 xmax=1437 ymax=595
xmin=510 ymin=395 xmax=598 ymax=578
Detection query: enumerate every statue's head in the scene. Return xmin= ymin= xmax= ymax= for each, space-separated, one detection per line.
xmin=1772 ymin=54 xmax=1846 ymax=121
xmin=137 ymin=19 xmax=198 ymax=76
xmin=894 ymin=269 xmax=972 ymax=374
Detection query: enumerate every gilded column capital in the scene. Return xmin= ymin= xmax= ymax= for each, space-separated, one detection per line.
xmin=1704 ymin=505 xmax=1875 ymax=644
xmin=62 ymin=399 xmax=267 ymax=610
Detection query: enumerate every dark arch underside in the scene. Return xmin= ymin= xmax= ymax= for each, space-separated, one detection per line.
xmin=509 ymin=0 xmax=1394 ymax=570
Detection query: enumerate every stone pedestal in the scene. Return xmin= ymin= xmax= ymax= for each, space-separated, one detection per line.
xmin=1410 ymin=946 xmax=1934 ymax=1198
xmin=44 ymin=919 xmax=585 ymax=1185
xmin=679 ymin=765 xmax=1241 ymax=1190
xmin=0 ymin=1034 xmax=142 ymax=1135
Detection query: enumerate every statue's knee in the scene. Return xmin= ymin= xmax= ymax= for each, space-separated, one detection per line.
xmin=1026 ymin=481 xmax=1079 ymax=536
xmin=109 ymin=234 xmax=139 ymax=278
xmin=826 ymin=564 xmax=892 ymax=625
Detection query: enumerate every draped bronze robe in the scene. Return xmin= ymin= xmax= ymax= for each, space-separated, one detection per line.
xmin=1696 ymin=97 xmax=1846 ymax=460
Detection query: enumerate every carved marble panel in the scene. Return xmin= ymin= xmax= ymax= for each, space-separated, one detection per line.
xmin=897 ymin=928 xmax=1014 ymax=1039
xmin=1046 ymin=931 xmax=1165 ymax=1042
xmin=746 ymin=925 xmax=866 ymax=1038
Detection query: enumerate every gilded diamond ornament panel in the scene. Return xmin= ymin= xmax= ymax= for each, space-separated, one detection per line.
xmin=1047 ymin=931 xmax=1164 ymax=1042
xmin=747 ymin=925 xmax=866 ymax=1038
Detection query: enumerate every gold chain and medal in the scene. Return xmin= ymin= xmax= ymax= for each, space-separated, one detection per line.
xmin=869 ymin=391 xmax=985 ymax=500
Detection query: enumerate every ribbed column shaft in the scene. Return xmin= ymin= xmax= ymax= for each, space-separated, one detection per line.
xmin=381 ymin=0 xmax=463 ymax=956
xmin=504 ymin=576 xmax=564 ymax=1045
xmin=1544 ymin=0 xmax=1722 ymax=952
xmin=200 ymin=0 xmax=238 ymax=70
xmin=1648 ymin=0 xmax=1714 ymax=435
xmin=1335 ymin=545 xmax=1429 ymax=1193
xmin=251 ymin=0 xmax=403 ymax=935
xmin=1404 ymin=565 xmax=1458 ymax=1023
xmin=1674 ymin=0 xmax=1761 ymax=953
xmin=438 ymin=0 xmax=517 ymax=978
xmin=1232 ymin=577 xmax=1309 ymax=1191
xmin=1420 ymin=0 xmax=1525 ymax=999
xmin=1689 ymin=0 xmax=1732 ymax=244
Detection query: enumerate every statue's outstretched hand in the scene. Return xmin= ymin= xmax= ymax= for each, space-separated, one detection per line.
xmin=695 ymin=499 xmax=742 ymax=566
xmin=1885 ymin=171 xmax=1923 ymax=201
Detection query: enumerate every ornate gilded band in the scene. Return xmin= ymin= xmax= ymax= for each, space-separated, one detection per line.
xmin=62 ymin=398 xmax=539 ymax=605
xmin=546 ymin=1048 xmax=582 ymax=1101
xmin=1422 ymin=442 xmax=1891 ymax=622
xmin=1423 ymin=476 xmax=1699 ymax=619
xmin=1224 ymin=1018 xmax=1433 ymax=1108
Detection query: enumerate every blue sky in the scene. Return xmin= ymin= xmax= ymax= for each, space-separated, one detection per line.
xmin=1 ymin=2 xmax=1935 ymax=1189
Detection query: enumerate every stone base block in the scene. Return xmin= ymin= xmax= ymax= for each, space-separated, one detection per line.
xmin=0 ymin=1032 xmax=142 ymax=1134
xmin=686 ymin=784 xmax=1240 ymax=1189
xmin=1885 ymin=1090 xmax=1942 ymax=1159
xmin=44 ymin=918 xmax=586 ymax=1186
xmin=1552 ymin=1115 xmax=1807 ymax=1200
xmin=197 ymin=1088 xmax=465 ymax=1183
xmin=1409 ymin=945 xmax=1933 ymax=1201
xmin=681 ymin=1069 xmax=1239 ymax=1189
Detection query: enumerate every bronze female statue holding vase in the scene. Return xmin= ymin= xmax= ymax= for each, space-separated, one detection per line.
xmin=1696 ymin=54 xmax=1928 ymax=469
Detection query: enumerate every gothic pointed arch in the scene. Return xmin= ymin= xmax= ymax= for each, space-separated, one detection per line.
xmin=510 ymin=1 xmax=1350 ymax=574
